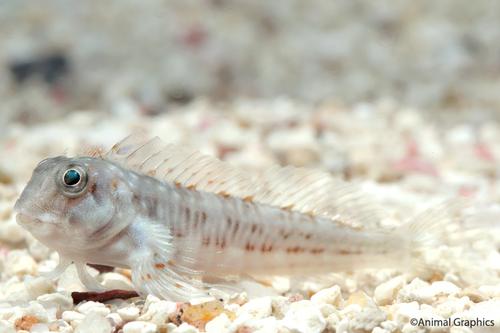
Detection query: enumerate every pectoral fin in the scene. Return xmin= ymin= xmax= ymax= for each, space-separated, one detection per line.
xmin=42 ymin=254 xmax=72 ymax=280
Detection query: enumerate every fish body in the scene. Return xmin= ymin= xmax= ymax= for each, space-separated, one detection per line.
xmin=14 ymin=135 xmax=449 ymax=300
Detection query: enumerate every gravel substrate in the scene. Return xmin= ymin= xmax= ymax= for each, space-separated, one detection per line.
xmin=1 ymin=100 xmax=500 ymax=332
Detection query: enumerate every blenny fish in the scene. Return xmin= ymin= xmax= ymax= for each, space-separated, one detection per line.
xmin=14 ymin=135 xmax=452 ymax=301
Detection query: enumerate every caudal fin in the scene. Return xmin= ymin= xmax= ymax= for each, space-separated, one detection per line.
xmin=399 ymin=200 xmax=467 ymax=278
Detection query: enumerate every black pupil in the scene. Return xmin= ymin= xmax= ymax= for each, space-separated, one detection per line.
xmin=64 ymin=169 xmax=81 ymax=186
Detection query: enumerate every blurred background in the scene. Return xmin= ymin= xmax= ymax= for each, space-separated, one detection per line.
xmin=1 ymin=0 xmax=500 ymax=129
xmin=2 ymin=3 xmax=500 ymax=326
xmin=1 ymin=0 xmax=500 ymax=193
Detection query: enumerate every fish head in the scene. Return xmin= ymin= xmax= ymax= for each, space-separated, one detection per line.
xmin=14 ymin=156 xmax=135 ymax=252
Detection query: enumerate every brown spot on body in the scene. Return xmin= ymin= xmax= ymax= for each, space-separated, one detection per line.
xmin=203 ymin=237 xmax=210 ymax=246
xmin=187 ymin=184 xmax=196 ymax=190
xmin=89 ymin=182 xmax=97 ymax=193
xmin=282 ymin=204 xmax=294 ymax=211
xmin=155 ymin=263 xmax=166 ymax=269
xmin=193 ymin=211 xmax=200 ymax=229
xmin=217 ymin=239 xmax=227 ymax=249
xmin=201 ymin=211 xmax=207 ymax=224
xmin=305 ymin=233 xmax=312 ymax=240
xmin=146 ymin=273 xmax=152 ymax=280
xmin=280 ymin=230 xmax=292 ymax=240
xmin=339 ymin=249 xmax=362 ymax=255
xmin=218 ymin=191 xmax=231 ymax=198
xmin=245 ymin=242 xmax=255 ymax=251
xmin=232 ymin=221 xmax=240 ymax=238
xmin=286 ymin=246 xmax=304 ymax=254
xmin=260 ymin=244 xmax=273 ymax=253
xmin=243 ymin=196 xmax=253 ymax=203
xmin=110 ymin=179 xmax=119 ymax=191
xmin=251 ymin=224 xmax=257 ymax=233
xmin=147 ymin=170 xmax=156 ymax=176
xmin=172 ymin=227 xmax=183 ymax=238
xmin=185 ymin=207 xmax=191 ymax=221
xmin=132 ymin=193 xmax=141 ymax=206
xmin=311 ymin=248 xmax=325 ymax=254
xmin=148 ymin=197 xmax=159 ymax=218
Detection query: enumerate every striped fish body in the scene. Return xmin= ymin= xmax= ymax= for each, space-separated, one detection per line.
xmin=127 ymin=176 xmax=403 ymax=277
xmin=14 ymin=135 xmax=451 ymax=301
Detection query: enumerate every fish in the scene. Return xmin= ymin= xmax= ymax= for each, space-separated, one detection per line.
xmin=14 ymin=134 xmax=456 ymax=301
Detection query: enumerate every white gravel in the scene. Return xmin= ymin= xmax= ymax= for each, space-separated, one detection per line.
xmin=1 ymin=100 xmax=500 ymax=332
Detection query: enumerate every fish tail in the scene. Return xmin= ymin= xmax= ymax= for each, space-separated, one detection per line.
xmin=399 ymin=200 xmax=466 ymax=277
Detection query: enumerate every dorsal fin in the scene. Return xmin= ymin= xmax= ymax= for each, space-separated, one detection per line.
xmin=106 ymin=134 xmax=256 ymax=198
xmin=255 ymin=166 xmax=383 ymax=228
xmin=104 ymin=134 xmax=385 ymax=228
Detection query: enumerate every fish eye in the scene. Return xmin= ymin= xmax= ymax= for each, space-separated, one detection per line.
xmin=58 ymin=165 xmax=88 ymax=197
xmin=63 ymin=169 xmax=81 ymax=186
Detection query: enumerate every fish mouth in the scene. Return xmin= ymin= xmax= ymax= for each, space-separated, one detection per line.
xmin=13 ymin=197 xmax=25 ymax=213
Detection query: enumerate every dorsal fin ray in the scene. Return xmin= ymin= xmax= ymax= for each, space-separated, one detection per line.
xmin=105 ymin=134 xmax=385 ymax=228
xmin=255 ymin=165 xmax=383 ymax=228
